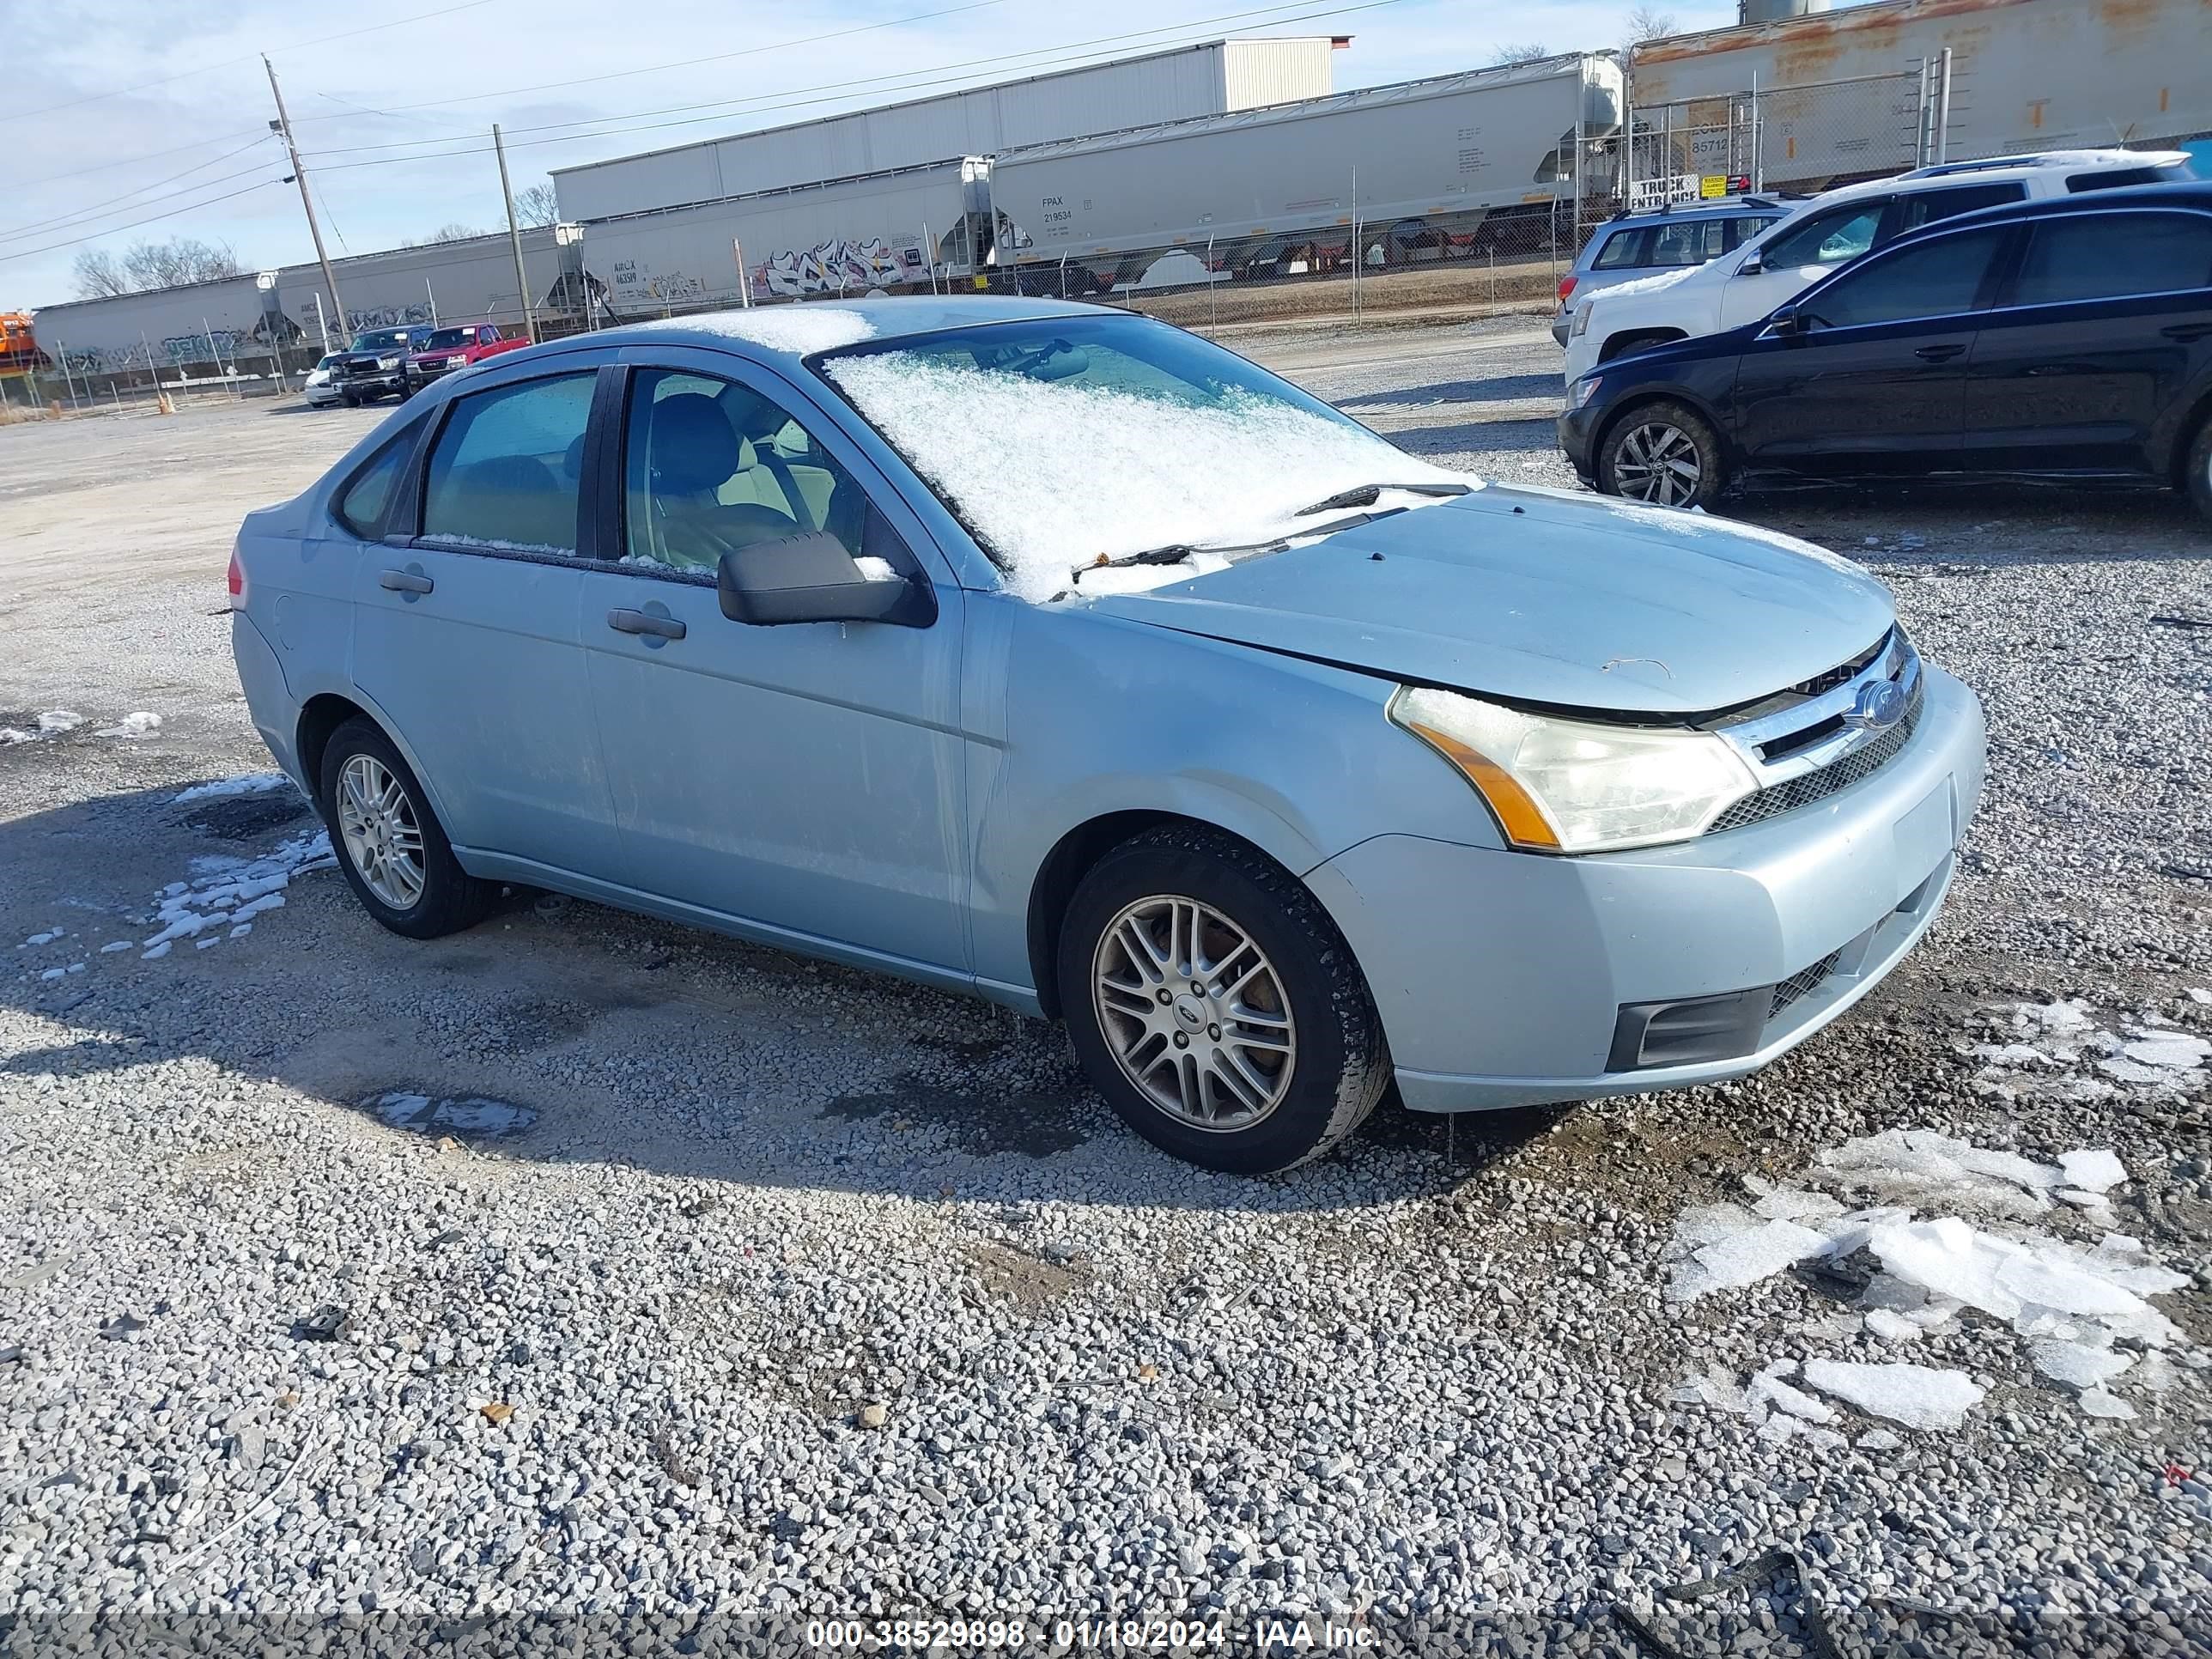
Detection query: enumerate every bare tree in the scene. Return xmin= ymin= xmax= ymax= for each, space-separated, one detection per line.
xmin=401 ymin=222 xmax=486 ymax=246
xmin=1490 ymin=41 xmax=1553 ymax=67
xmin=1624 ymin=5 xmax=1677 ymax=52
xmin=70 ymin=248 xmax=131 ymax=299
xmin=513 ymin=182 xmax=558 ymax=228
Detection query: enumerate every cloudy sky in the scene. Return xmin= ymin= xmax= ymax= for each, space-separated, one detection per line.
xmin=5 ymin=0 xmax=1737 ymax=308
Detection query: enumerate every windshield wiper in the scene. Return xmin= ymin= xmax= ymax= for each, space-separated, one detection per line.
xmin=1294 ymin=481 xmax=1472 ymax=516
xmin=1085 ymin=535 xmax=1291 ymax=573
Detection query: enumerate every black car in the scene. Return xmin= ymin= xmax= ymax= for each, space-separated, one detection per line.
xmin=331 ymin=325 xmax=434 ymax=405
xmin=1559 ymin=182 xmax=2212 ymax=521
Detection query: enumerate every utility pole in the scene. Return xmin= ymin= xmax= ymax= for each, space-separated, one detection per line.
xmin=494 ymin=125 xmax=537 ymax=343
xmin=264 ymin=56 xmax=346 ymax=338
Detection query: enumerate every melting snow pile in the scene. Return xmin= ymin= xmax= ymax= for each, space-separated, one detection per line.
xmin=1970 ymin=996 xmax=2208 ymax=1100
xmin=137 ymin=829 xmax=335 ymax=959
xmin=172 ymin=772 xmax=295 ymax=805
xmin=1668 ymin=1127 xmax=2198 ymax=1434
xmin=822 ymin=353 xmax=1468 ymax=602
xmin=94 ymin=712 xmax=161 ymax=738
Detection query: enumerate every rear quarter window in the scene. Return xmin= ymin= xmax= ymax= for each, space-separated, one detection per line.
xmin=334 ymin=435 xmax=416 ymax=541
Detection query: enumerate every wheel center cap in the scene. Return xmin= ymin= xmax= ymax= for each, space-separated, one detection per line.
xmin=1172 ymin=995 xmax=1206 ymax=1030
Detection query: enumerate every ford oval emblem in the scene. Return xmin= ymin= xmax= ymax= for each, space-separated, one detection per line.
xmin=1845 ymin=679 xmax=1907 ymax=732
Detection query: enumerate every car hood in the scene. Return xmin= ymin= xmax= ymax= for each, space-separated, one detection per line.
xmin=1083 ymin=487 xmax=1895 ymax=717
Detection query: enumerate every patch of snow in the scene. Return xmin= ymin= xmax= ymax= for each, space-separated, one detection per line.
xmin=821 ymin=352 xmax=1466 ymax=603
xmin=98 ymin=940 xmax=132 ymax=954
xmin=2077 ymin=1389 xmax=2136 ymax=1420
xmin=1667 ymin=1217 xmax=1832 ymax=1303
xmin=1584 ymin=266 xmax=1698 ymax=305
xmin=1864 ymin=1308 xmax=1924 ymax=1344
xmin=1801 ymin=1358 xmax=1984 ymax=1431
xmin=38 ymin=966 xmax=65 ymax=981
xmin=1748 ymin=1361 xmax=1835 ymax=1424
xmin=137 ymin=830 xmax=331 ymax=958
xmin=23 ymin=929 xmax=62 ymax=945
xmin=2188 ymin=988 xmax=2212 ymax=1006
xmin=688 ymin=305 xmax=876 ymax=356
xmin=36 ymin=711 xmax=81 ymax=734
xmin=172 ymin=772 xmax=294 ymax=805
xmin=2120 ymin=1033 xmax=2209 ymax=1071
xmin=851 ymin=555 xmax=899 ymax=582
xmin=0 ymin=728 xmax=29 ymax=745
xmin=2054 ymin=1152 xmax=2125 ymax=1196
xmin=1857 ymin=1428 xmax=1902 ymax=1451
xmin=94 ymin=712 xmax=161 ymax=738
xmin=2030 ymin=1340 xmax=2133 ymax=1390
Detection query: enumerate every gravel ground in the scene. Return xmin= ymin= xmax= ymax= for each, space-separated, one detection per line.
xmin=3 ymin=326 xmax=2211 ymax=1656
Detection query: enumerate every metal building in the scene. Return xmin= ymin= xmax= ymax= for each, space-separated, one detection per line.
xmin=550 ymin=36 xmax=1340 ymax=221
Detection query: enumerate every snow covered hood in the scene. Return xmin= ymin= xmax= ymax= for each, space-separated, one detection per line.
xmin=1083 ymin=487 xmax=1896 ymax=717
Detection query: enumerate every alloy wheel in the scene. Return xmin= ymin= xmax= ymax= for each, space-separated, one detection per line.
xmin=1091 ymin=894 xmax=1297 ymax=1131
xmin=335 ymin=753 xmax=427 ymax=909
xmin=1612 ymin=420 xmax=1703 ymax=507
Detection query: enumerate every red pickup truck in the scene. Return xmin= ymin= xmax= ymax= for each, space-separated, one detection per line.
xmin=402 ymin=322 xmax=529 ymax=396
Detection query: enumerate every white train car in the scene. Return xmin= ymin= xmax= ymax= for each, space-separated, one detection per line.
xmin=985 ymin=56 xmax=1625 ymax=290
xmin=576 ymin=162 xmax=987 ymax=312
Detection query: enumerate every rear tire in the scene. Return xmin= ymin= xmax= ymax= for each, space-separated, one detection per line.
xmin=318 ymin=717 xmax=493 ymax=939
xmin=340 ymin=391 xmax=359 ymax=408
xmin=1056 ymin=825 xmax=1390 ymax=1174
xmin=2186 ymin=416 xmax=2212 ymax=525
xmin=1597 ymin=398 xmax=1727 ymax=511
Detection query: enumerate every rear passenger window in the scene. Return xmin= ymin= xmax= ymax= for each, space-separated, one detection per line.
xmin=1591 ymin=229 xmax=1650 ymax=270
xmin=334 ymin=435 xmax=413 ymax=541
xmin=2014 ymin=212 xmax=2212 ymax=305
xmin=421 ymin=372 xmax=596 ymax=554
xmin=2067 ymin=167 xmax=2167 ymax=192
xmin=1647 ymin=219 xmax=1730 ymax=266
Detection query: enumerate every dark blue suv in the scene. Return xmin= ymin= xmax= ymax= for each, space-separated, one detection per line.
xmin=1558 ymin=182 xmax=2212 ymax=521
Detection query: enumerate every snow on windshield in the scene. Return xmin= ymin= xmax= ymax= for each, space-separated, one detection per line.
xmin=690 ymin=306 xmax=877 ymax=356
xmin=822 ymin=354 xmax=1467 ymax=601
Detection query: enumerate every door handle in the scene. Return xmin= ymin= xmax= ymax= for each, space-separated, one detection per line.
xmin=1912 ymin=343 xmax=1966 ymax=363
xmin=607 ymin=608 xmax=685 ymax=641
xmin=378 ymin=568 xmax=434 ymax=594
xmin=2161 ymin=323 xmax=2212 ymax=343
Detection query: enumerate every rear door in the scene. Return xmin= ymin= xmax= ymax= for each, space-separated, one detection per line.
xmin=1961 ymin=207 xmax=2212 ymax=473
xmin=1732 ymin=224 xmax=2011 ymax=472
xmin=349 ymin=360 xmax=623 ymax=874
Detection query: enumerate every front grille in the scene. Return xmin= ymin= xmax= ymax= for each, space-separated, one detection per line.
xmin=1707 ymin=682 xmax=1924 ymax=835
xmin=1770 ymin=951 xmax=1842 ymax=1018
xmin=1785 ymin=631 xmax=1892 ymax=700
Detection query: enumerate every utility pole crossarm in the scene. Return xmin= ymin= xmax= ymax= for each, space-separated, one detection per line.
xmin=264 ymin=55 xmax=346 ymax=341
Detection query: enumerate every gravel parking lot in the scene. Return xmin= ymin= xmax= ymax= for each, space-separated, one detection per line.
xmin=4 ymin=319 xmax=2212 ymax=1656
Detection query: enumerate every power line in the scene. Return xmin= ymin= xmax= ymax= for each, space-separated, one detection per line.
xmin=19 ymin=130 xmax=270 ymax=193
xmin=0 ymin=0 xmax=507 ymax=127
xmin=0 ymin=137 xmax=276 ymax=246
xmin=304 ymin=0 xmax=1401 ymax=169
xmin=0 ymin=179 xmax=283 ymax=269
xmin=288 ymin=0 xmax=1012 ymax=127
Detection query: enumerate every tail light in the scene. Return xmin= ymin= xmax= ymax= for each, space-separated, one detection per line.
xmin=1557 ymin=275 xmax=1578 ymax=304
xmin=227 ymin=548 xmax=245 ymax=609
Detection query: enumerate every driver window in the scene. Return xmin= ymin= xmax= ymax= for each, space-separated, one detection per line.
xmin=622 ymin=368 xmax=878 ymax=574
xmin=1759 ymin=203 xmax=1883 ymax=270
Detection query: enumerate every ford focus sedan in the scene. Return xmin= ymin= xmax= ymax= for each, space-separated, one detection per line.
xmin=228 ymin=296 xmax=1985 ymax=1173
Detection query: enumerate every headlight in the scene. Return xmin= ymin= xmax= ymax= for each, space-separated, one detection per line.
xmin=1570 ymin=374 xmax=1603 ymax=410
xmin=1389 ymin=685 xmax=1759 ymax=854
xmin=1572 ymin=303 xmax=1594 ymax=337
xmin=379 ymin=355 xmax=400 ymax=369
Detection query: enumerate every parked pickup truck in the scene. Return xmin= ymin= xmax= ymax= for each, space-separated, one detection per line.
xmin=331 ymin=325 xmax=435 ymax=404
xmin=403 ymin=322 xmax=529 ymax=396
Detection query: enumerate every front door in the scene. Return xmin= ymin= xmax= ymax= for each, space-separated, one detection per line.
xmin=349 ymin=365 xmax=622 ymax=874
xmin=1963 ymin=207 xmax=2212 ymax=473
xmin=1731 ymin=224 xmax=2011 ymax=474
xmin=577 ymin=354 xmax=970 ymax=979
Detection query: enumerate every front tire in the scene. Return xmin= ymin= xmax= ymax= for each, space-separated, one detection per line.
xmin=1057 ymin=826 xmax=1390 ymax=1174
xmin=2186 ymin=415 xmax=2212 ymax=525
xmin=1597 ymin=398 xmax=1727 ymax=510
xmin=318 ymin=717 xmax=492 ymax=939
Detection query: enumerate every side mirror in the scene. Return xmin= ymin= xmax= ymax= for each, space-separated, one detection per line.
xmin=718 ymin=532 xmax=936 ymax=627
xmin=1765 ymin=302 xmax=1806 ymax=338
xmin=1738 ymin=255 xmax=1764 ymax=276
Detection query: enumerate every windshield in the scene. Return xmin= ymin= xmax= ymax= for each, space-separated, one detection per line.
xmin=816 ymin=313 xmax=1466 ymax=601
xmin=423 ymin=327 xmax=472 ymax=349
xmin=350 ymin=329 xmax=413 ymax=352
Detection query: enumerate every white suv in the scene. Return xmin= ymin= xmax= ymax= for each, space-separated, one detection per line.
xmin=1561 ymin=149 xmax=2193 ymax=386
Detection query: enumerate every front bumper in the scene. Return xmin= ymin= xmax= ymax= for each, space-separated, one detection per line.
xmin=1556 ymin=402 xmax=1599 ymax=480
xmin=339 ymin=372 xmax=403 ymax=398
xmin=1304 ymin=665 xmax=1987 ymax=1112
xmin=406 ymin=360 xmax=460 ymax=386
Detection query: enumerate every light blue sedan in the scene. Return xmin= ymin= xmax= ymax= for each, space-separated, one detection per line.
xmin=228 ymin=296 xmax=1985 ymax=1173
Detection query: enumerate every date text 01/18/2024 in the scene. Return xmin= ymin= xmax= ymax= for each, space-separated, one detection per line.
xmin=804 ymin=1617 xmax=1382 ymax=1650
